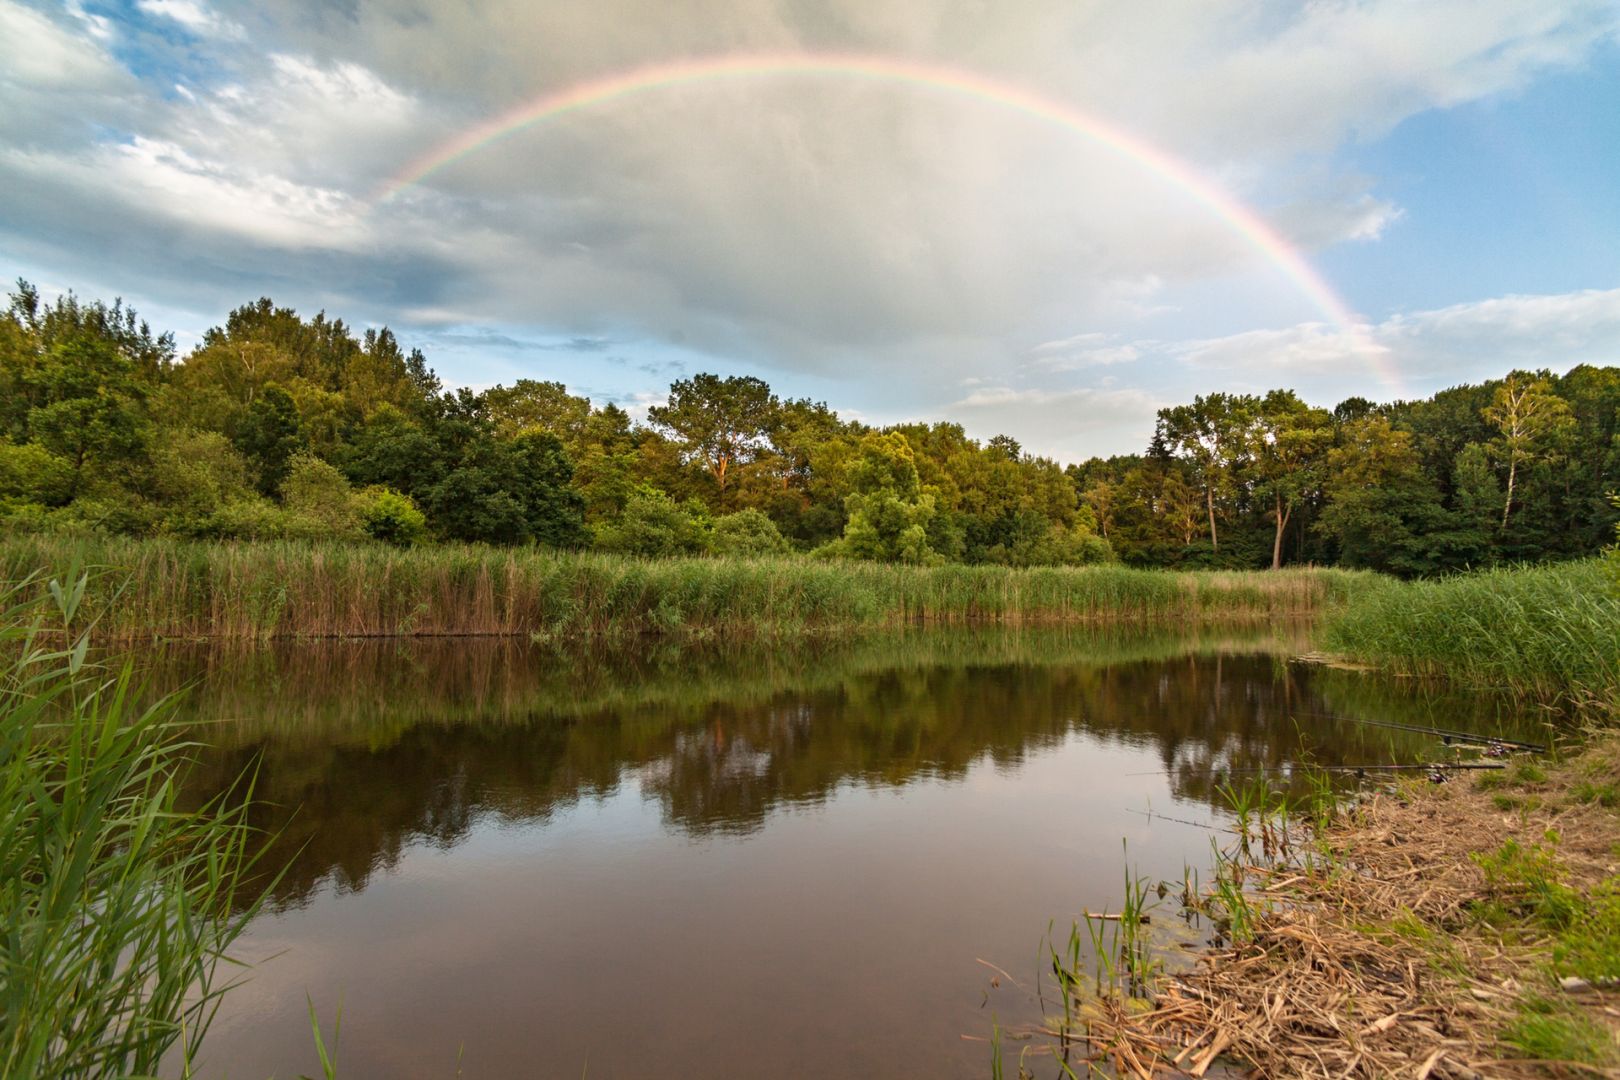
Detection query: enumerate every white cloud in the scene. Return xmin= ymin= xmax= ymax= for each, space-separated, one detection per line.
xmin=135 ymin=0 xmax=243 ymax=39
xmin=0 ymin=0 xmax=122 ymax=88
xmin=3 ymin=135 xmax=369 ymax=250
xmin=941 ymin=384 xmax=1164 ymax=459
xmin=64 ymin=0 xmax=115 ymax=41
xmin=1176 ymin=288 xmax=1620 ymax=383
xmin=1029 ymin=334 xmax=1143 ymax=372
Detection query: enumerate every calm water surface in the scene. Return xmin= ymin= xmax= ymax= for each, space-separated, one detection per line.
xmin=156 ymin=628 xmax=1540 ymax=1079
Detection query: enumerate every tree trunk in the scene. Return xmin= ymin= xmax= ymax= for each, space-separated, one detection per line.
xmin=1501 ymin=456 xmax=1517 ymax=531
xmin=1206 ymin=483 xmax=1219 ymax=552
xmin=1271 ymin=492 xmax=1288 ymax=570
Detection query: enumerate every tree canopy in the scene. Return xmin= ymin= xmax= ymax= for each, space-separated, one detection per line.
xmin=4 ymin=279 xmax=1616 ymax=575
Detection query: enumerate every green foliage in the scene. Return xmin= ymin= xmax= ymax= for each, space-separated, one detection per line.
xmin=1325 ymin=559 xmax=1620 ymax=719
xmin=594 ymin=487 xmax=712 ymax=557
xmin=0 ymin=573 xmax=268 ymax=1078
xmin=647 ymin=373 xmax=778 ymax=500
xmin=281 ymin=453 xmax=363 ymax=538
xmin=1605 ymin=494 xmax=1620 ymax=593
xmin=7 ymin=278 xmax=1619 ymax=575
xmin=1470 ymin=836 xmax=1579 ymax=929
xmin=710 ymin=508 xmax=789 ymax=556
xmin=1317 ymin=416 xmax=1457 ymax=576
xmin=0 ymin=438 xmax=74 ymax=508
xmin=824 ymin=432 xmax=940 ymax=564
xmin=357 ymin=486 xmax=427 ymax=546
xmin=1551 ymin=877 xmax=1620 ymax=983
xmin=1449 ymin=442 xmax=1500 ymax=565
xmin=232 ymin=385 xmax=306 ymax=495
xmin=1504 ymin=997 xmax=1618 ymax=1067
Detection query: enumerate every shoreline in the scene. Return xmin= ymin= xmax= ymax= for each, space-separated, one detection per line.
xmin=1047 ymin=736 xmax=1620 ymax=1078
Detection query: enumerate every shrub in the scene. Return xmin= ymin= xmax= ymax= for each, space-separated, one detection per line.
xmin=280 ymin=453 xmax=362 ymax=539
xmin=594 ymin=487 xmax=711 ymax=557
xmin=0 ymin=439 xmax=74 ymax=506
xmin=357 ymin=486 xmax=427 ymax=546
xmin=710 ymin=508 xmax=789 ymax=556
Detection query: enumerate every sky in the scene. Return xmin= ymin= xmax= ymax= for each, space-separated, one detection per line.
xmin=2 ymin=0 xmax=1617 ymax=461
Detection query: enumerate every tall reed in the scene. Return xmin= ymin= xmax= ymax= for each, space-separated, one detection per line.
xmin=1324 ymin=559 xmax=1620 ymax=719
xmin=0 ymin=571 xmax=269 ymax=1078
xmin=0 ymin=536 xmax=1365 ymax=641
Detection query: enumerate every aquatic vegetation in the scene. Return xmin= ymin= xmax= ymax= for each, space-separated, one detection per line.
xmin=0 ymin=573 xmax=269 ymax=1079
xmin=1325 ymin=558 xmax=1620 ymax=719
xmin=0 ymin=534 xmax=1366 ymax=641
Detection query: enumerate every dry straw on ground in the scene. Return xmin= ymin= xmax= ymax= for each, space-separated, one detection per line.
xmin=1064 ymin=748 xmax=1620 ymax=1079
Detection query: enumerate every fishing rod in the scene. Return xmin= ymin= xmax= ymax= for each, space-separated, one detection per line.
xmin=1323 ymin=713 xmax=1547 ymax=754
xmin=1123 ymin=761 xmax=1506 ymax=778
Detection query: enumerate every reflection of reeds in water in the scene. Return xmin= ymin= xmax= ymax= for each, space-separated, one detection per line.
xmin=0 ymin=535 xmax=1367 ymax=641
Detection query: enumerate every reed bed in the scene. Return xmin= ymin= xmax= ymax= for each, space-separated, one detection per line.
xmin=0 ymin=536 xmax=1364 ymax=641
xmin=1325 ymin=560 xmax=1620 ymax=718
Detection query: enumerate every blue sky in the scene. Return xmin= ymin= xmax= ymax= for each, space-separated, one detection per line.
xmin=2 ymin=0 xmax=1617 ymax=458
xmin=1324 ymin=40 xmax=1620 ymax=316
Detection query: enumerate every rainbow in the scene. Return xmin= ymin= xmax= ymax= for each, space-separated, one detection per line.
xmin=375 ymin=52 xmax=1392 ymax=386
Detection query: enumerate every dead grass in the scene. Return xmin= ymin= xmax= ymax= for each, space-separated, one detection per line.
xmin=1069 ymin=738 xmax=1620 ymax=1079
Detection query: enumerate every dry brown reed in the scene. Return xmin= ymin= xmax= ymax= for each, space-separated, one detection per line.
xmin=1068 ymin=750 xmax=1620 ymax=1079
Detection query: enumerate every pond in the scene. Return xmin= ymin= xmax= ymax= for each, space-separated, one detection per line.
xmin=155 ymin=627 xmax=1544 ymax=1079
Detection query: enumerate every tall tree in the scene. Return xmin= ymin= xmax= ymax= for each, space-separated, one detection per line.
xmin=1318 ymin=416 xmax=1453 ymax=576
xmin=1483 ymin=372 xmax=1572 ymax=532
xmin=1155 ymin=393 xmax=1254 ymax=553
xmin=1249 ymin=390 xmax=1333 ymax=569
xmin=829 ymin=432 xmax=938 ymax=564
xmin=1451 ymin=442 xmax=1500 ymax=566
xmin=648 ymin=374 xmax=778 ymax=503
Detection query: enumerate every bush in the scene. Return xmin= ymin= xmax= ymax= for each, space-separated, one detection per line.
xmin=280 ymin=453 xmax=362 ymax=539
xmin=357 ymin=486 xmax=428 ymax=546
xmin=594 ymin=487 xmax=711 ymax=557
xmin=710 ymin=508 xmax=789 ymax=556
xmin=0 ymin=439 xmax=74 ymax=506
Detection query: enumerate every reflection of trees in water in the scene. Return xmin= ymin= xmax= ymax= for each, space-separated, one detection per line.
xmin=163 ymin=631 xmax=1535 ymax=911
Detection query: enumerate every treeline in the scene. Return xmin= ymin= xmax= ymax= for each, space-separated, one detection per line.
xmin=1 ymin=279 xmax=1615 ymax=575
xmin=1078 ymin=377 xmax=1620 ymax=575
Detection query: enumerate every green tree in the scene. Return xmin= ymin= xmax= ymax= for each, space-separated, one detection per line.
xmin=1248 ymin=390 xmax=1332 ymax=570
xmin=1451 ymin=443 xmax=1500 ymax=566
xmin=1483 ymin=372 xmax=1573 ymax=532
xmin=825 ymin=432 xmax=939 ymax=564
xmin=1155 ymin=393 xmax=1255 ymax=554
xmin=484 ymin=380 xmax=593 ymax=447
xmin=1317 ymin=417 xmax=1454 ymax=576
xmin=232 ymin=386 xmax=306 ymax=496
xmin=648 ymin=374 xmax=779 ymax=503
xmin=280 ymin=453 xmax=362 ymax=538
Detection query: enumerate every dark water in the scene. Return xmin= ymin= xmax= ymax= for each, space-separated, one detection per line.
xmin=157 ymin=628 xmax=1543 ymax=1079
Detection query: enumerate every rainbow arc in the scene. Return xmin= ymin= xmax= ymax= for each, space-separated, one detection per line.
xmin=373 ymin=53 xmax=1392 ymax=388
